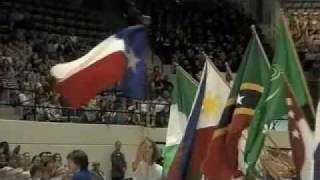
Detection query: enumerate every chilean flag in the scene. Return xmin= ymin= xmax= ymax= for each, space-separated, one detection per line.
xmin=50 ymin=25 xmax=146 ymax=108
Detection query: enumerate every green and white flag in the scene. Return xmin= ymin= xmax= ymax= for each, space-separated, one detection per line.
xmin=163 ymin=66 xmax=198 ymax=176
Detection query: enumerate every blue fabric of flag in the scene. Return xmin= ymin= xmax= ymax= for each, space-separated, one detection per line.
xmin=116 ymin=25 xmax=146 ymax=99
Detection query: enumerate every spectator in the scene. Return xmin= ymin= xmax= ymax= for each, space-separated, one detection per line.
xmin=83 ymin=99 xmax=98 ymax=123
xmin=12 ymin=145 xmax=21 ymax=157
xmin=52 ymin=153 xmax=63 ymax=169
xmin=132 ymin=138 xmax=162 ymax=180
xmin=91 ymin=162 xmax=104 ymax=180
xmin=0 ymin=142 xmax=10 ymax=163
xmin=31 ymin=155 xmax=41 ymax=166
xmin=39 ymin=152 xmax=52 ymax=164
xmin=42 ymin=158 xmax=57 ymax=179
xmin=0 ymin=153 xmax=7 ymax=168
xmin=111 ymin=140 xmax=127 ymax=180
xmin=160 ymin=75 xmax=173 ymax=94
xmin=29 ymin=164 xmax=43 ymax=180
xmin=22 ymin=152 xmax=31 ymax=170
xmin=67 ymin=150 xmax=92 ymax=180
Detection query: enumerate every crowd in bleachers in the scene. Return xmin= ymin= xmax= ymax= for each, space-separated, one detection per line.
xmin=0 ymin=141 xmax=105 ymax=180
xmin=5 ymin=0 xmax=320 ymax=127
xmin=151 ymin=0 xmax=255 ymax=79
xmin=286 ymin=9 xmax=320 ymax=78
xmin=0 ymin=0 xmax=171 ymax=127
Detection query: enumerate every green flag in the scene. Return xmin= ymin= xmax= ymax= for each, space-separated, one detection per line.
xmin=244 ymin=17 xmax=314 ymax=179
xmin=163 ymin=66 xmax=198 ymax=176
xmin=273 ymin=17 xmax=313 ymax=111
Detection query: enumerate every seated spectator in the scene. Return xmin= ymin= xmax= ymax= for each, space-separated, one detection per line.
xmin=152 ymin=95 xmax=169 ymax=127
xmin=43 ymin=96 xmax=62 ymax=122
xmin=18 ymin=85 xmax=34 ymax=120
xmin=160 ymin=75 xmax=172 ymax=92
xmin=83 ymin=99 xmax=98 ymax=123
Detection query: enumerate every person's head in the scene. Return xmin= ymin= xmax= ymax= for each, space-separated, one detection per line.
xmin=138 ymin=137 xmax=159 ymax=164
xmin=30 ymin=165 xmax=43 ymax=178
xmin=67 ymin=150 xmax=89 ymax=173
xmin=39 ymin=152 xmax=52 ymax=163
xmin=23 ymin=152 xmax=31 ymax=161
xmin=52 ymin=153 xmax=62 ymax=163
xmin=52 ymin=153 xmax=62 ymax=168
xmin=31 ymin=155 xmax=41 ymax=166
xmin=43 ymin=158 xmax=56 ymax=172
xmin=115 ymin=140 xmax=122 ymax=151
xmin=92 ymin=162 xmax=100 ymax=171
xmin=0 ymin=142 xmax=9 ymax=155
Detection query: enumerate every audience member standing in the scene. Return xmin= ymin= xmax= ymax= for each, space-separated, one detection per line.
xmin=111 ymin=140 xmax=127 ymax=180
xmin=132 ymin=138 xmax=162 ymax=180
xmin=67 ymin=150 xmax=93 ymax=180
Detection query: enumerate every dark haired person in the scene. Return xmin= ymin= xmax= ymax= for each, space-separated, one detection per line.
xmin=67 ymin=150 xmax=92 ymax=180
xmin=42 ymin=158 xmax=57 ymax=179
xmin=111 ymin=140 xmax=127 ymax=180
xmin=132 ymin=138 xmax=162 ymax=180
xmin=0 ymin=141 xmax=10 ymax=162
xmin=30 ymin=164 xmax=43 ymax=179
xmin=31 ymin=155 xmax=41 ymax=166
xmin=39 ymin=152 xmax=52 ymax=163
xmin=52 ymin=153 xmax=63 ymax=168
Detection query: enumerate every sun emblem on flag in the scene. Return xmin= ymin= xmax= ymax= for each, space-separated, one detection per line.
xmin=202 ymin=93 xmax=221 ymax=118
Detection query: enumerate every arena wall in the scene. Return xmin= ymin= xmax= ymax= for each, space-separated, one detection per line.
xmin=0 ymin=119 xmax=166 ymax=179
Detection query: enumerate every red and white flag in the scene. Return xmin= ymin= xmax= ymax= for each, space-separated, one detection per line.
xmin=51 ymin=25 xmax=146 ymax=108
xmin=286 ymin=83 xmax=315 ymax=180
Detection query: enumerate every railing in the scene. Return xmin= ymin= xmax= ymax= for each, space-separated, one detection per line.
xmin=0 ymin=87 xmax=171 ymax=127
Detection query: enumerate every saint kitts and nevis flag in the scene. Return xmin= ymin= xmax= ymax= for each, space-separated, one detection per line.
xmin=163 ymin=66 xmax=198 ymax=176
xmin=166 ymin=58 xmax=230 ymax=180
xmin=50 ymin=25 xmax=146 ymax=108
xmin=201 ymin=31 xmax=270 ymax=180
xmin=243 ymin=16 xmax=315 ymax=180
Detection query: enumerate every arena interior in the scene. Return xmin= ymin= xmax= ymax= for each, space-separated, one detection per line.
xmin=0 ymin=0 xmax=320 ymax=179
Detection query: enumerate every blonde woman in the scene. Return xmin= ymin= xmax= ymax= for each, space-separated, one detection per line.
xmin=132 ymin=138 xmax=162 ymax=180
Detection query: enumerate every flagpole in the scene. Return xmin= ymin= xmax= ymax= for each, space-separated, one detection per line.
xmin=250 ymin=25 xmax=271 ymax=69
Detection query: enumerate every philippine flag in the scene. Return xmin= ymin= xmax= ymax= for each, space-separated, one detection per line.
xmin=50 ymin=25 xmax=146 ymax=108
